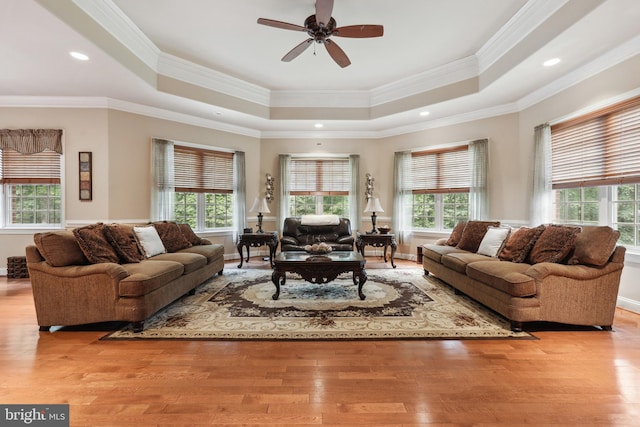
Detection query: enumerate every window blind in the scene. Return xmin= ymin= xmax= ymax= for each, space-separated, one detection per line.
xmin=410 ymin=146 xmax=470 ymax=194
xmin=173 ymin=145 xmax=234 ymax=193
xmin=551 ymin=96 xmax=640 ymax=189
xmin=0 ymin=149 xmax=61 ymax=184
xmin=289 ymin=158 xmax=350 ymax=195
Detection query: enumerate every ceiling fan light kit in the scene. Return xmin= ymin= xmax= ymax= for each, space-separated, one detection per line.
xmin=257 ymin=0 xmax=383 ymax=68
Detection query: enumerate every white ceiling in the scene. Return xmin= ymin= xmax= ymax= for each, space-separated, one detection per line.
xmin=1 ymin=0 xmax=639 ymax=138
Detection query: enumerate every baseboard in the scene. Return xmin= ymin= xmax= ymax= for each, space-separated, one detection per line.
xmin=617 ymin=296 xmax=640 ymax=315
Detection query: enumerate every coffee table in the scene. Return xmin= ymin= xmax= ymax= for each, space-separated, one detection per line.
xmin=271 ymin=251 xmax=367 ymax=300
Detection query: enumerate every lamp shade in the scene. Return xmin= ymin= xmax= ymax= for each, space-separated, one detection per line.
xmin=364 ymin=197 xmax=384 ymax=213
xmin=249 ymin=196 xmax=271 ymax=214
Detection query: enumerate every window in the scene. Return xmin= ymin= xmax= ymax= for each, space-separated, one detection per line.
xmin=0 ymin=129 xmax=63 ymax=228
xmin=551 ymin=96 xmax=640 ymax=247
xmin=410 ymin=146 xmax=470 ymax=230
xmin=172 ymin=145 xmax=234 ymax=230
xmin=288 ymin=158 xmax=351 ymax=216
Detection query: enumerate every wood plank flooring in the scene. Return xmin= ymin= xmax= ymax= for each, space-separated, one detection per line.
xmin=1 ymin=256 xmax=640 ymax=426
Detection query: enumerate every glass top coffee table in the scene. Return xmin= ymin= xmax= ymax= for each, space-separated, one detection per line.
xmin=271 ymin=251 xmax=367 ymax=301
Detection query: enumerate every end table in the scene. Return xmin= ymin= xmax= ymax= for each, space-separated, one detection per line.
xmin=237 ymin=231 xmax=278 ymax=268
xmin=356 ymin=231 xmax=397 ymax=268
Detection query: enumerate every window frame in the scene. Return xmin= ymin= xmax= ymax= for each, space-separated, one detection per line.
xmin=172 ymin=143 xmax=235 ymax=232
xmin=287 ymin=157 xmax=352 ymax=217
xmin=409 ymin=145 xmax=471 ymax=231
xmin=0 ymin=146 xmax=65 ymax=230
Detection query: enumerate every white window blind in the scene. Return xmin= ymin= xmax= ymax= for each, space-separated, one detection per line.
xmin=0 ymin=149 xmax=61 ymax=184
xmin=551 ymin=96 xmax=640 ymax=189
xmin=289 ymin=158 xmax=350 ymax=195
xmin=411 ymin=146 xmax=470 ymax=194
xmin=173 ymin=145 xmax=234 ymax=193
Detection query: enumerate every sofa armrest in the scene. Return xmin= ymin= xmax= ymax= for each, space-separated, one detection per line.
xmin=337 ymin=235 xmax=355 ymax=244
xmin=27 ymin=259 xmax=130 ymax=280
xmin=525 ymin=259 xmax=623 ymax=282
xmin=280 ymin=236 xmax=299 ymax=245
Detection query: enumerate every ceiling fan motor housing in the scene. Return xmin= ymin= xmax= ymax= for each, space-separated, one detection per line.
xmin=304 ymin=14 xmax=337 ymax=43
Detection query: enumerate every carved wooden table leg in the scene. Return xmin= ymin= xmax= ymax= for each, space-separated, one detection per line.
xmin=271 ymin=270 xmax=286 ymax=300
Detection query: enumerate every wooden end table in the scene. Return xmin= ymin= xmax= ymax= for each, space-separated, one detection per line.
xmin=237 ymin=231 xmax=278 ymax=268
xmin=271 ymin=251 xmax=367 ymax=300
xmin=356 ymin=232 xmax=397 ymax=268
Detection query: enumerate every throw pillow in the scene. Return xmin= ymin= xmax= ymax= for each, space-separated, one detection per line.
xmin=178 ymin=223 xmax=203 ymax=246
xmin=153 ymin=221 xmax=192 ymax=252
xmin=499 ymin=225 xmax=546 ymax=263
xmin=477 ymin=226 xmax=511 ymax=257
xmin=34 ymin=230 xmax=88 ymax=267
xmin=456 ymin=221 xmax=500 ymax=253
xmin=527 ymin=225 xmax=581 ymax=264
xmin=446 ymin=221 xmax=467 ymax=246
xmin=567 ymin=226 xmax=620 ymax=267
xmin=104 ymin=224 xmax=144 ymax=263
xmin=134 ymin=225 xmax=166 ymax=258
xmin=73 ymin=223 xmax=121 ymax=264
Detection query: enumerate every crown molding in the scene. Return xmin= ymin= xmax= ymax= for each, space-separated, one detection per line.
xmin=72 ymin=0 xmax=160 ymax=71
xmin=105 ymin=98 xmax=261 ymax=138
xmin=158 ymin=53 xmax=271 ymax=106
xmin=377 ymin=103 xmax=520 ymax=138
xmin=371 ymin=56 xmax=478 ymax=106
xmin=270 ymin=90 xmax=371 ymax=108
xmin=518 ymin=35 xmax=640 ymax=111
xmin=477 ymin=0 xmax=567 ymax=73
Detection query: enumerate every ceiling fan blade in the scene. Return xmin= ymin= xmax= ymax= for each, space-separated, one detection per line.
xmin=315 ymin=0 xmax=334 ymax=27
xmin=334 ymin=25 xmax=384 ymax=38
xmin=282 ymin=39 xmax=313 ymax=62
xmin=324 ymin=39 xmax=351 ymax=68
xmin=257 ymin=18 xmax=306 ymax=32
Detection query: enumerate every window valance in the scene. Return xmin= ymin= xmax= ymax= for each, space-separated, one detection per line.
xmin=0 ymin=129 xmax=63 ymax=154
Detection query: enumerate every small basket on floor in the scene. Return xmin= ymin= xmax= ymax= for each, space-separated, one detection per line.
xmin=7 ymin=256 xmax=29 ymax=279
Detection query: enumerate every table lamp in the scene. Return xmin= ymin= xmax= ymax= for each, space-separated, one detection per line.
xmin=364 ymin=197 xmax=384 ymax=234
xmin=249 ymin=196 xmax=270 ymax=233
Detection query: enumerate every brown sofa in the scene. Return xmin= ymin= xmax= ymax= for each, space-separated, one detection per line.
xmin=26 ymin=222 xmax=224 ymax=332
xmin=280 ymin=216 xmax=355 ymax=251
xmin=422 ymin=221 xmax=625 ymax=331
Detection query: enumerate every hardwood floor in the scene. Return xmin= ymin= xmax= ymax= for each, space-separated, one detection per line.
xmin=2 ymin=255 xmax=640 ymax=426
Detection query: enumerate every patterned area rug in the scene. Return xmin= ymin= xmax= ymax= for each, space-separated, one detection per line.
xmin=104 ymin=269 xmax=534 ymax=340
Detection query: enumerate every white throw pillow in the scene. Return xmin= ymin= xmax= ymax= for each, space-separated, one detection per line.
xmin=134 ymin=225 xmax=166 ymax=258
xmin=477 ymin=226 xmax=511 ymax=257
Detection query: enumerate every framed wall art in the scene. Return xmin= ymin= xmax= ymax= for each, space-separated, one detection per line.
xmin=79 ymin=151 xmax=92 ymax=201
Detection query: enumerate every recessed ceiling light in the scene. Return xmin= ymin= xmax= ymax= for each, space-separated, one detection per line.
xmin=543 ymin=58 xmax=561 ymax=67
xmin=419 ymin=111 xmax=430 ymax=117
xmin=314 ymin=123 xmax=324 ymax=128
xmin=69 ymin=51 xmax=89 ymax=61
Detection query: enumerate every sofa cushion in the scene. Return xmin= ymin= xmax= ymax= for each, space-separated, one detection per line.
xmin=119 ymin=260 xmax=184 ymax=297
xmin=466 ymin=261 xmax=536 ymax=297
xmin=423 ymin=244 xmax=466 ymax=264
xmin=499 ymin=225 xmax=545 ymax=263
xmin=34 ymin=230 xmax=88 ymax=267
xmin=441 ymin=252 xmax=498 ymax=274
xmin=134 ymin=225 xmax=166 ymax=258
xmin=73 ymin=223 xmax=120 ymax=264
xmin=527 ymin=225 xmax=581 ymax=264
xmin=567 ymin=226 xmax=620 ymax=267
xmin=153 ymin=221 xmax=192 ymax=252
xmin=149 ymin=252 xmax=207 ymax=274
xmin=456 ymin=221 xmax=501 ymax=253
xmin=445 ymin=221 xmax=467 ymax=246
xmin=104 ymin=223 xmax=144 ymax=263
xmin=477 ymin=226 xmax=511 ymax=257
xmin=178 ymin=223 xmax=204 ymax=246
xmin=178 ymin=243 xmax=224 ymax=264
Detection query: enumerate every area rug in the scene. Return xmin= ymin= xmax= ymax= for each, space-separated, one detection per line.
xmin=104 ymin=269 xmax=534 ymax=340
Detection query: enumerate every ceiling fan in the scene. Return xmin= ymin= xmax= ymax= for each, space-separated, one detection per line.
xmin=257 ymin=0 xmax=384 ymax=68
